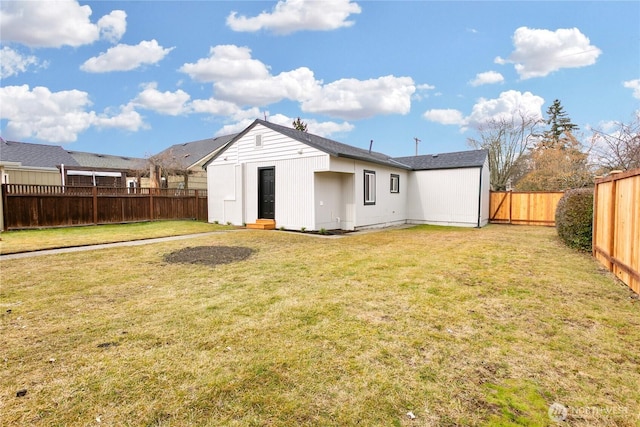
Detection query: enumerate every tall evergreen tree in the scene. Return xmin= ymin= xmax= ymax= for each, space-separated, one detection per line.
xmin=544 ymin=99 xmax=578 ymax=147
xmin=292 ymin=117 xmax=308 ymax=132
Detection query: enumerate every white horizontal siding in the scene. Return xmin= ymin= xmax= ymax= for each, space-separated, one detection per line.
xmin=209 ymin=124 xmax=328 ymax=167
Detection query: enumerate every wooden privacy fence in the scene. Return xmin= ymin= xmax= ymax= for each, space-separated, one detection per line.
xmin=489 ymin=191 xmax=564 ymax=226
xmin=1 ymin=184 xmax=208 ymax=230
xmin=593 ymin=169 xmax=640 ymax=295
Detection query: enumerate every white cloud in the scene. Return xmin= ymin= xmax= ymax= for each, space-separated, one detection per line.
xmin=466 ymin=90 xmax=544 ymax=127
xmin=97 ymin=10 xmax=127 ymax=43
xmin=301 ymin=75 xmax=415 ymax=119
xmin=179 ymin=45 xmax=271 ymax=82
xmin=0 ymin=47 xmax=46 ymax=78
xmin=0 ymin=0 xmax=126 ymax=47
xmin=226 ymin=0 xmax=361 ymax=34
xmin=81 ymin=40 xmax=174 ymax=73
xmin=214 ymin=67 xmax=321 ymax=106
xmin=133 ymin=83 xmax=191 ymax=116
xmin=469 ymin=71 xmax=504 ymax=87
xmin=423 ymin=90 xmax=545 ymax=130
xmin=190 ymin=98 xmax=247 ymax=117
xmin=413 ymin=83 xmax=436 ymax=101
xmin=94 ymin=103 xmax=145 ymax=131
xmin=180 ymin=45 xmax=414 ymax=120
xmin=214 ymin=114 xmax=354 ymax=139
xmin=495 ymin=27 xmax=601 ymax=79
xmin=423 ymin=109 xmax=465 ymax=125
xmin=623 ymin=79 xmax=640 ymax=100
xmin=0 ymin=85 xmax=144 ymax=142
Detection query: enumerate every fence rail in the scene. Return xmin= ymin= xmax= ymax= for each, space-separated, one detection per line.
xmin=489 ymin=191 xmax=564 ymax=226
xmin=1 ymin=184 xmax=207 ymax=230
xmin=593 ymin=169 xmax=640 ymax=295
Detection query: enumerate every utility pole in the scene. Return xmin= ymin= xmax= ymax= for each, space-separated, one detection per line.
xmin=414 ymin=137 xmax=421 ymax=156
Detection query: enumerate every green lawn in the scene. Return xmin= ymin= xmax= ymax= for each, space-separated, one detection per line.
xmin=0 ymin=220 xmax=233 ymax=254
xmin=1 ymin=225 xmax=638 ymax=426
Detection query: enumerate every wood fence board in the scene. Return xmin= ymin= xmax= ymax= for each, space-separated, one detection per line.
xmin=593 ymin=170 xmax=640 ymax=295
xmin=1 ymin=185 xmax=208 ymax=230
xmin=489 ymin=191 xmax=563 ymax=226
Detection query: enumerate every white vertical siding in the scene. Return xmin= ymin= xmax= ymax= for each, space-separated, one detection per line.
xmin=207 ymin=163 xmax=244 ymax=225
xmin=352 ymin=161 xmax=409 ymax=229
xmin=479 ymin=158 xmax=490 ymax=226
xmin=407 ymin=167 xmax=482 ymax=227
xmin=314 ymin=172 xmax=346 ymax=230
xmin=207 ymin=122 xmax=489 ymax=229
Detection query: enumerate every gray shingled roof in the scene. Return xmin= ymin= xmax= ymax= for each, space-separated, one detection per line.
xmin=247 ymin=119 xmax=412 ymax=169
xmin=394 ymin=149 xmax=488 ymax=170
xmin=67 ymin=150 xmax=146 ymax=170
xmin=209 ymin=120 xmax=486 ymax=171
xmin=0 ymin=140 xmax=79 ymax=168
xmin=154 ymin=134 xmax=237 ymax=169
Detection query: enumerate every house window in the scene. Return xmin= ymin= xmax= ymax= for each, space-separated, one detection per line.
xmin=255 ymin=134 xmax=263 ymax=148
xmin=390 ymin=174 xmax=399 ymax=193
xmin=364 ymin=170 xmax=376 ymax=205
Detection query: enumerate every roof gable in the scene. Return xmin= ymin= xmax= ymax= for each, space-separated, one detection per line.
xmin=155 ymin=134 xmax=236 ymax=170
xmin=206 ymin=119 xmax=411 ymax=170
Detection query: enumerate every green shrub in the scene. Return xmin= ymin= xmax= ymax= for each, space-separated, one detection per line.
xmin=555 ymin=188 xmax=594 ymax=252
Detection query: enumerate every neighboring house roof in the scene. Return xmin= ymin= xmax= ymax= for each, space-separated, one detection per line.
xmin=155 ymin=134 xmax=237 ymax=170
xmin=67 ymin=150 xmax=146 ymax=171
xmin=394 ymin=149 xmax=488 ymax=170
xmin=1 ymin=140 xmax=80 ymax=168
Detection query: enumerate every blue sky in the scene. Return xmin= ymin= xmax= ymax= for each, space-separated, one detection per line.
xmin=1 ymin=0 xmax=639 ymax=159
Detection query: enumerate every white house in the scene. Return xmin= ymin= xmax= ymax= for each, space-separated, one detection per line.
xmin=204 ymin=119 xmax=489 ymax=231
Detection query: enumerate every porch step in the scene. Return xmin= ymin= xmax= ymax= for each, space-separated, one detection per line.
xmin=246 ymin=219 xmax=276 ymax=230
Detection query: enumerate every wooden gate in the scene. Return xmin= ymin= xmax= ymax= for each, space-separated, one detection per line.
xmin=489 ymin=191 xmax=564 ymax=226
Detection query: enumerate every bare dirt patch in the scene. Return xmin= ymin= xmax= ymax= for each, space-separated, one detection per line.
xmin=163 ymin=246 xmax=254 ymax=266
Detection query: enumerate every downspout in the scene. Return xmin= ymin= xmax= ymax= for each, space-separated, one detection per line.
xmin=60 ymin=164 xmax=65 ymax=187
xmin=477 ymin=164 xmax=483 ymax=228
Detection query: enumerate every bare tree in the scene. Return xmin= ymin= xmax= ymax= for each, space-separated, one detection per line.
xmin=516 ymin=132 xmax=594 ymax=191
xmin=147 ymin=149 xmax=190 ymax=189
xmin=468 ymin=111 xmax=542 ymax=190
xmin=590 ymin=113 xmax=640 ymax=173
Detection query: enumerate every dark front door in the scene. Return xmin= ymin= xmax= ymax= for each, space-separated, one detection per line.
xmin=258 ymin=167 xmax=275 ymax=219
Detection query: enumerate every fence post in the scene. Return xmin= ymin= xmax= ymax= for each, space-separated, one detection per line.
xmin=607 ymin=172 xmax=620 ymax=271
xmin=1 ymin=184 xmax=6 ymax=231
xmin=92 ymin=186 xmax=98 ymax=225
xmin=149 ymin=188 xmax=154 ymax=221
xmin=592 ymin=180 xmax=600 ymax=259
xmin=194 ymin=190 xmax=199 ymax=221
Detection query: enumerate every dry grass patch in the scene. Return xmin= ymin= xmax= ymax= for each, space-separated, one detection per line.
xmin=1 ymin=225 xmax=638 ymax=426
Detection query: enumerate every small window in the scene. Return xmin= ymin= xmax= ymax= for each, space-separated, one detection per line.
xmin=255 ymin=134 xmax=262 ymax=147
xmin=364 ymin=170 xmax=376 ymax=205
xmin=390 ymin=174 xmax=399 ymax=193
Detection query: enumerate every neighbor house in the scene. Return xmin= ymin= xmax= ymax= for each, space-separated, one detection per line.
xmin=148 ymin=134 xmax=236 ymax=189
xmin=0 ymin=139 xmax=145 ymax=187
xmin=204 ymin=119 xmax=489 ymax=231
